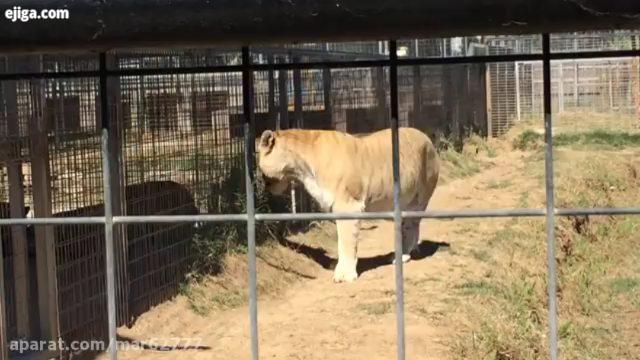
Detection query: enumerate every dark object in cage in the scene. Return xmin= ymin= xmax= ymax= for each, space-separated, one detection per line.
xmin=0 ymin=202 xmax=30 ymax=342
xmin=125 ymin=180 xmax=198 ymax=324
xmin=145 ymin=93 xmax=180 ymax=131
xmin=191 ymin=90 xmax=229 ymax=130
xmin=16 ymin=180 xmax=199 ymax=358
xmin=96 ymin=96 xmax=133 ymax=130
xmin=344 ymin=108 xmax=388 ymax=134
xmin=45 ymin=96 xmax=81 ymax=133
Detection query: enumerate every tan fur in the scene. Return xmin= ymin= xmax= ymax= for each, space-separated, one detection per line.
xmin=257 ymin=127 xmax=439 ymax=282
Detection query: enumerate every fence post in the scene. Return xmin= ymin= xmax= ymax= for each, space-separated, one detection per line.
xmin=105 ymin=54 xmax=129 ymax=327
xmin=323 ymin=68 xmax=332 ymax=116
xmin=99 ymin=52 xmax=118 ymax=360
xmin=292 ymin=56 xmax=306 ymax=212
xmin=542 ymin=34 xmax=559 ymax=360
xmin=277 ymin=69 xmax=289 ymax=130
xmin=27 ymin=55 xmax=60 ymax=347
xmin=558 ymin=62 xmax=564 ymax=113
xmin=242 ymin=46 xmax=259 ymax=360
xmin=412 ymin=65 xmax=422 ymax=127
xmin=515 ymin=61 xmax=521 ymax=122
xmin=573 ymin=61 xmax=579 ymax=107
xmin=376 ymin=67 xmax=387 ymax=124
xmin=485 ymin=65 xmax=493 ymax=137
xmin=2 ymin=60 xmax=31 ymax=339
xmin=389 ymin=40 xmax=406 ymax=360
xmin=268 ymin=54 xmax=276 ymax=117
xmin=0 ymin=226 xmax=8 ymax=359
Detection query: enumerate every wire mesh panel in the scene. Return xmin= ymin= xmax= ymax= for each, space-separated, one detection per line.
xmin=113 ymin=48 xmax=241 ymax=70
xmin=522 ymin=58 xmax=640 ymax=132
xmin=551 ymin=30 xmax=640 ymax=53
xmin=0 ymin=203 xmax=17 ymax=343
xmin=40 ymin=76 xmax=108 ymax=358
xmin=0 ymin=75 xmax=38 ymax=349
xmin=54 ymin=220 xmax=106 ymax=358
xmin=116 ymin=53 xmax=247 ymax=321
xmin=0 ymin=31 xmax=639 ymax=360
xmin=123 ymin=181 xmax=198 ymax=322
xmin=119 ymin=72 xmax=245 ymax=214
xmin=396 ymin=64 xmax=488 ymax=147
xmin=46 ymin=78 xmax=103 ymax=213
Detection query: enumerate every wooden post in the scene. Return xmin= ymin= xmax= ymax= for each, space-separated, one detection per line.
xmin=573 ymin=37 xmax=579 ymax=108
xmin=137 ymin=74 xmax=146 ymax=183
xmin=323 ymin=68 xmax=332 ymax=119
xmin=515 ymin=61 xmax=521 ymax=122
xmin=412 ymin=65 xmax=422 ymax=127
xmin=485 ymin=65 xmax=493 ymax=137
xmin=292 ymin=56 xmax=305 ymax=211
xmin=558 ymin=62 xmax=564 ymax=113
xmin=0 ymin=227 xmax=8 ymax=359
xmin=105 ymin=55 xmax=129 ymax=327
xmin=277 ymin=70 xmax=289 ymax=130
xmin=267 ymin=55 xmax=276 ymax=119
xmin=277 ymin=69 xmax=296 ymax=210
xmin=375 ymin=67 xmax=387 ymax=122
xmin=27 ymin=56 xmax=60 ymax=343
xmin=608 ymin=64 xmax=614 ymax=110
xmin=293 ymin=59 xmax=303 ymax=128
xmin=574 ymin=61 xmax=579 ymax=108
xmin=2 ymin=68 xmax=31 ymax=340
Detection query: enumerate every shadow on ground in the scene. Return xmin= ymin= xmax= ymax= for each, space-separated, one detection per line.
xmin=278 ymin=237 xmax=450 ymax=276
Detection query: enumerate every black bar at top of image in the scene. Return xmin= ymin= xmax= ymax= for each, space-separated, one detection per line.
xmin=0 ymin=0 xmax=639 ymax=53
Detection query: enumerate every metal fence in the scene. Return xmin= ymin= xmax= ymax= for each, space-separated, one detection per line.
xmin=0 ymin=32 xmax=639 ymax=360
xmin=482 ymin=31 xmax=640 ymax=136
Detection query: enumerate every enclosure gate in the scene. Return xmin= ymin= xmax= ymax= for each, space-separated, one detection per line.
xmin=1 ymin=34 xmax=640 ymax=360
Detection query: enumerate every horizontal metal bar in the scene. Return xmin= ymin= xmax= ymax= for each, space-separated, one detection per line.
xmin=255 ymin=211 xmax=395 ymax=221
xmin=0 ymin=217 xmax=106 ymax=225
xmin=550 ymin=49 xmax=640 ymax=61
xmin=0 ymin=70 xmax=101 ymax=81
xmin=4 ymin=48 xmax=640 ymax=81
xmin=555 ymin=207 xmax=640 ymax=216
xmin=249 ymin=53 xmax=547 ymax=70
xmin=1 ymin=207 xmax=638 ymax=226
xmin=402 ymin=209 xmax=546 ymax=219
xmin=113 ymin=64 xmax=244 ymax=77
xmin=112 ymin=214 xmax=249 ymax=223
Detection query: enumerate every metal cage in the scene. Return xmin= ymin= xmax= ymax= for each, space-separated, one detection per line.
xmin=0 ymin=33 xmax=640 ymax=360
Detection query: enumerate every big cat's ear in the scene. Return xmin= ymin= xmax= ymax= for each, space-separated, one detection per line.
xmin=259 ymin=130 xmax=275 ymax=153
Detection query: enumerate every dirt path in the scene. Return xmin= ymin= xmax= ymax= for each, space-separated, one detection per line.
xmin=99 ymin=149 xmax=538 ymax=360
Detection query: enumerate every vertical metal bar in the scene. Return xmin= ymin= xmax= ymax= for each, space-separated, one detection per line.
xmin=99 ymin=52 xmax=118 ymax=360
xmin=293 ymin=56 xmax=303 ymax=128
xmin=542 ymin=34 xmax=559 ymax=360
xmin=242 ymin=46 xmax=259 ymax=360
xmin=277 ymin=69 xmax=289 ymax=130
xmin=515 ymin=61 xmax=521 ymax=122
xmin=559 ymin=62 xmax=565 ymax=113
xmin=389 ymin=39 xmax=406 ymax=360
xmin=0 ymin=227 xmax=8 ymax=360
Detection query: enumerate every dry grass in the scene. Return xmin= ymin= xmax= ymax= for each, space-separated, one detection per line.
xmin=180 ymin=241 xmax=319 ymax=316
xmin=439 ymin=134 xmax=497 ymax=184
xmin=176 ymin=132 xmax=496 ymax=319
xmin=516 ymin=111 xmax=640 ymax=136
xmin=177 ymin=112 xmax=639 ymax=359
xmin=451 ymin=128 xmax=640 ymax=360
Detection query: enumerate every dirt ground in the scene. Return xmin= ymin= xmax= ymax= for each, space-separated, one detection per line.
xmin=96 ymin=147 xmax=539 ymax=360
